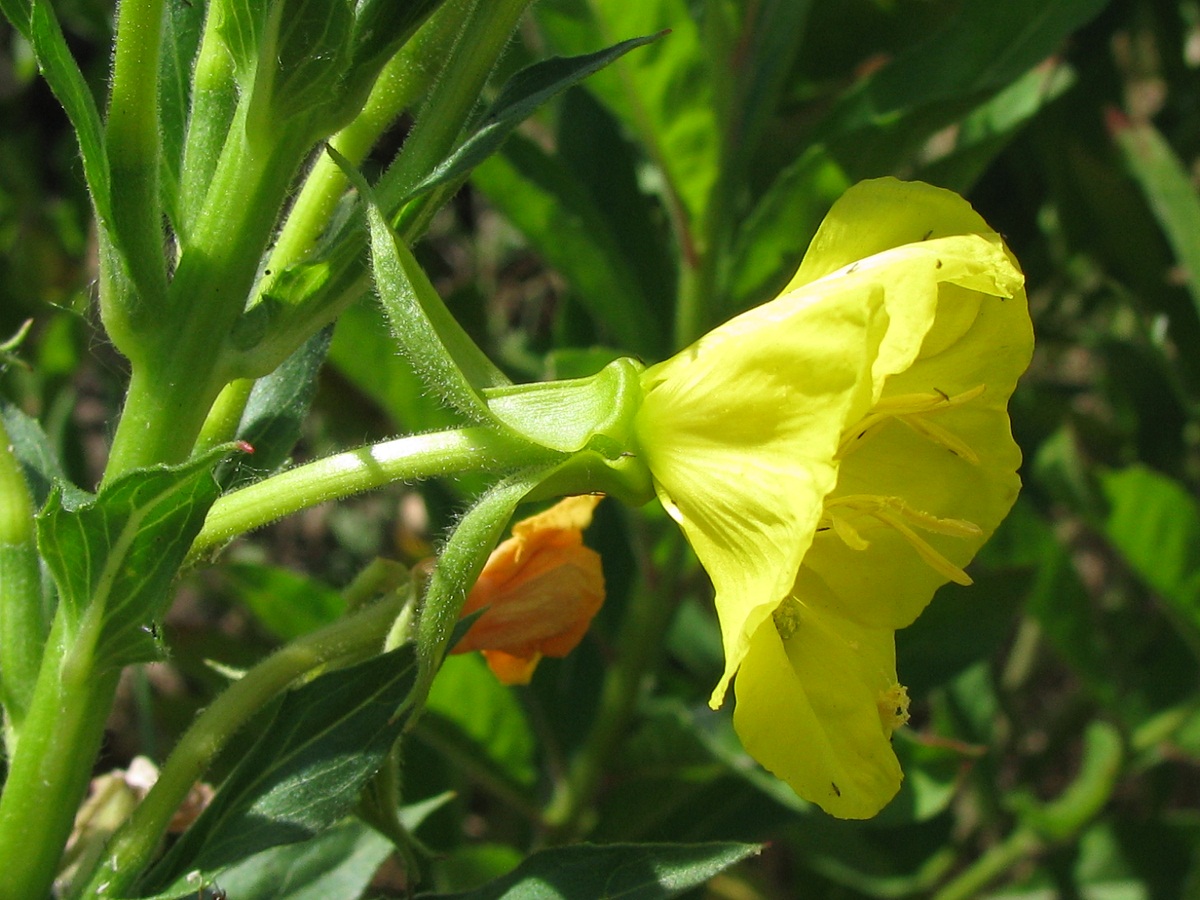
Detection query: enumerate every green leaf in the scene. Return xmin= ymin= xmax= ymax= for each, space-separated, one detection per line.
xmin=36 ymin=447 xmax=231 ymax=668
xmin=328 ymin=297 xmax=463 ymax=433
xmin=213 ymin=0 xmax=268 ymax=77
xmin=401 ymin=33 xmax=663 ymax=204
xmin=709 ymin=0 xmax=813 ymax=187
xmin=207 ymin=819 xmax=393 ymax=900
xmin=4 ymin=0 xmax=112 ymax=229
xmin=142 ymin=645 xmax=420 ymax=889
xmin=425 ymin=653 xmax=537 ymax=789
xmin=413 ymin=469 xmax=550 ymax=708
xmin=722 ymin=145 xmax=850 ymax=312
xmin=537 ymin=0 xmax=719 ymax=227
xmin=159 ymin=0 xmax=205 ymax=229
xmin=472 ymin=131 xmax=664 ymax=356
xmin=1102 ymin=465 xmax=1200 ymax=638
xmin=917 ymin=60 xmax=1077 ymax=193
xmin=219 ymin=563 xmax=346 ymax=641
xmin=255 ymin=0 xmax=354 ymax=124
xmin=896 ymin=568 xmax=1031 ymax=699
xmin=0 ymin=400 xmax=82 ymax=509
xmin=226 ymin=327 xmax=332 ymax=488
xmin=818 ymin=0 xmax=1110 ymax=176
xmin=422 ymin=841 xmax=761 ymax=900
xmin=1111 ymin=114 xmax=1200 ymax=327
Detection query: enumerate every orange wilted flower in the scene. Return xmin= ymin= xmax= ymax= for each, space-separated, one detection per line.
xmin=452 ymin=494 xmax=605 ymax=684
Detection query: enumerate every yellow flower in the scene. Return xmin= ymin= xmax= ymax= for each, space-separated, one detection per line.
xmin=453 ymin=495 xmax=605 ymax=685
xmin=632 ymin=178 xmax=1031 ymax=818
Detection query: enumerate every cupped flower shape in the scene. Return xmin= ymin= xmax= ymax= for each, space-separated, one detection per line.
xmin=453 ymin=494 xmax=605 ymax=685
xmin=632 ymin=177 xmax=1032 ymax=818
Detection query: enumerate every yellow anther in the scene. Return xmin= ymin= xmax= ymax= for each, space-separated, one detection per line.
xmin=877 ymin=683 xmax=911 ymax=736
xmin=773 ymin=599 xmax=802 ymax=640
xmin=823 ymin=495 xmax=980 ymax=585
xmin=838 ymin=384 xmax=986 ymax=460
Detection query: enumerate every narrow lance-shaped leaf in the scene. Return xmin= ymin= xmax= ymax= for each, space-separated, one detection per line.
xmin=36 ymin=446 xmax=234 ymax=669
xmin=3 ymin=0 xmax=113 ymax=230
xmin=423 ymin=841 xmax=762 ymax=900
xmin=330 ymin=148 xmax=511 ymax=424
xmin=141 ymin=645 xmax=421 ymax=890
xmin=398 ymin=33 xmax=663 ymax=204
xmin=1111 ymin=112 xmax=1200 ymax=327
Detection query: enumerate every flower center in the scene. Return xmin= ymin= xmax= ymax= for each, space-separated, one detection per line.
xmin=837 ymin=384 xmax=986 ymax=462
xmin=822 ymin=495 xmax=982 ymax=585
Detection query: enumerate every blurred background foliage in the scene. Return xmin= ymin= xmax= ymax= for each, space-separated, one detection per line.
xmin=7 ymin=0 xmax=1200 ymax=896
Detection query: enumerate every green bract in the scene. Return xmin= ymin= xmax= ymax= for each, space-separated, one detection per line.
xmin=632 ymin=178 xmax=1032 ymax=818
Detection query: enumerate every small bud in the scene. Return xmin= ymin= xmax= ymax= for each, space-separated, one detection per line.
xmin=452 ymin=495 xmax=605 ymax=685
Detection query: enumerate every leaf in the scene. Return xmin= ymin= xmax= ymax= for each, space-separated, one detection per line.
xmin=895 ymin=568 xmax=1031 ymax=699
xmin=424 ymin=653 xmax=537 ymax=789
xmin=159 ymin=0 xmax=205 ymax=229
xmin=206 ymin=819 xmax=394 ymax=900
xmin=817 ymin=0 xmax=1110 ymax=176
xmin=421 ymin=841 xmax=761 ymax=900
xmin=5 ymin=0 xmax=112 ymax=228
xmin=219 ymin=563 xmax=345 ymax=641
xmin=711 ymin=0 xmax=813 ymax=186
xmin=1111 ymin=113 xmax=1200 ymax=327
xmin=214 ymin=0 xmax=268 ymax=77
xmin=722 ymin=146 xmax=850 ymax=312
xmin=142 ymin=645 xmax=420 ymax=889
xmin=226 ymin=326 xmax=333 ymax=488
xmin=1102 ymin=465 xmax=1200 ymax=638
xmin=336 ymin=152 xmax=511 ymax=426
xmin=36 ymin=447 xmax=231 ymax=668
xmin=472 ymin=130 xmax=664 ymax=356
xmin=260 ymin=0 xmax=354 ymax=122
xmin=0 ymin=400 xmax=83 ymax=509
xmin=537 ymin=0 xmax=719 ymax=227
xmin=918 ymin=60 xmax=1077 ymax=193
xmin=413 ymin=470 xmax=551 ymax=708
xmin=401 ymin=33 xmax=663 ymax=204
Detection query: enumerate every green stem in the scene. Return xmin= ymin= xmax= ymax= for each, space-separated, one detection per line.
xmin=105 ymin=0 xmax=168 ymax=303
xmin=194 ymin=378 xmax=256 ymax=452
xmin=106 ymin=107 xmax=314 ymax=475
xmin=73 ymin=593 xmax=406 ymax=900
xmin=177 ymin=0 xmax=240 ymax=233
xmin=264 ymin=0 xmax=469 ymax=281
xmin=0 ymin=612 xmax=121 ymax=900
xmin=543 ymin=516 xmax=684 ymax=839
xmin=190 ymin=426 xmax=550 ymax=558
xmin=0 ymin=416 xmax=43 ymax=740
xmin=930 ymin=828 xmax=1042 ymax=900
xmin=378 ymin=0 xmax=533 ymax=212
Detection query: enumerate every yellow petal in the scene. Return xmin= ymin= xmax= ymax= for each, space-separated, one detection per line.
xmin=634 ymin=282 xmax=887 ymax=706
xmin=810 ymin=274 xmax=1031 ymax=630
xmin=733 ymin=596 xmax=903 ymax=819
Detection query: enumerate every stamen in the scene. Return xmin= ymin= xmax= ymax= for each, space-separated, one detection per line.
xmin=838 ymin=384 xmax=986 ymax=459
xmin=900 ymin=415 xmax=980 ymax=463
xmin=877 ymin=683 xmax=911 ymax=736
xmin=822 ymin=495 xmax=980 ymax=585
xmin=872 ymin=508 xmax=974 ymax=585
xmin=773 ymin=599 xmax=802 ymax=640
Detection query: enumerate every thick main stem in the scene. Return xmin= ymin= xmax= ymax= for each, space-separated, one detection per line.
xmin=0 ymin=613 xmax=121 ymax=900
xmin=106 ymin=110 xmax=313 ymax=477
